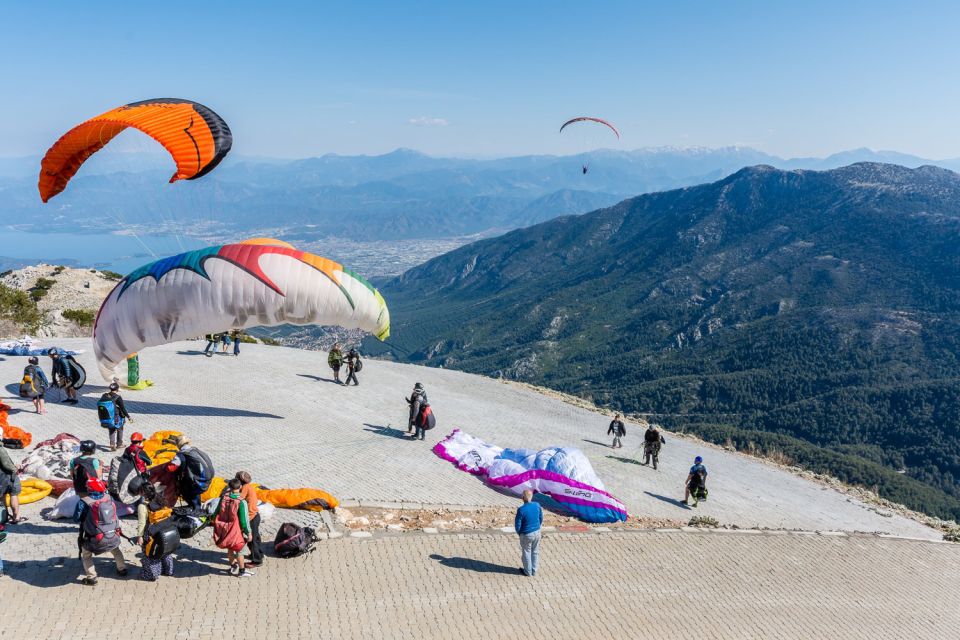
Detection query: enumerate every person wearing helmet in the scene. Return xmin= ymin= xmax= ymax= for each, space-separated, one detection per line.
xmin=98 ymin=382 xmax=132 ymax=451
xmin=164 ymin=435 xmax=215 ymax=509
xmin=22 ymin=355 xmax=49 ymax=414
xmin=683 ymin=456 xmax=708 ymax=507
xmin=123 ymin=432 xmax=152 ymax=474
xmin=406 ymin=383 xmax=428 ymax=436
xmin=48 ymin=348 xmax=78 ymax=404
xmin=328 ymin=343 xmax=345 ymax=383
xmin=73 ymin=476 xmax=128 ymax=586
xmin=70 ymin=440 xmax=102 ymax=497
xmin=344 ymin=348 xmax=361 ymax=386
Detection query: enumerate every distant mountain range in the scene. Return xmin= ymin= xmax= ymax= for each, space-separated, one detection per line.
xmin=370 ymin=162 xmax=960 ymax=520
xmin=4 ymin=146 xmax=960 ymax=240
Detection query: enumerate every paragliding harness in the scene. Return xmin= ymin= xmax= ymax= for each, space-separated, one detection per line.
xmin=98 ymin=397 xmax=124 ymax=430
xmin=143 ymin=522 xmax=181 ymax=559
xmin=79 ymin=494 xmax=121 ymax=556
xmin=171 ymin=505 xmax=210 ymax=540
xmin=416 ymin=403 xmax=436 ymax=431
xmin=274 ymin=522 xmax=320 ymax=558
xmin=689 ymin=469 xmax=708 ymax=502
xmin=353 ymin=357 xmax=363 ymax=372
xmin=72 ymin=457 xmax=98 ymax=495
xmin=179 ymin=447 xmax=214 ymax=493
xmin=18 ymin=372 xmax=36 ymax=398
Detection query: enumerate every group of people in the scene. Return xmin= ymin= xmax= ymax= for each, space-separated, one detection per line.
xmin=607 ymin=414 xmax=709 ymax=507
xmin=66 ymin=434 xmax=262 ymax=585
xmin=18 ymin=349 xmax=83 ymax=413
xmin=326 ymin=343 xmax=361 ymax=385
xmin=203 ymin=331 xmax=242 ymax=357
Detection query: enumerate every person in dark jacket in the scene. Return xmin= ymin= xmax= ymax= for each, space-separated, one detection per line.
xmin=684 ymin=456 xmax=709 ymax=507
xmin=203 ymin=333 xmax=218 ymax=357
xmin=99 ymin=382 xmax=132 ymax=451
xmin=344 ymin=348 xmax=360 ymax=386
xmin=642 ymin=424 xmax=666 ymax=469
xmin=515 ymin=490 xmax=543 ymax=577
xmin=164 ymin=435 xmax=214 ymax=509
xmin=607 ymin=413 xmax=626 ymax=449
xmin=48 ymin=349 xmax=78 ymax=404
xmin=22 ymin=356 xmax=49 ymax=414
xmin=231 ymin=330 xmax=242 ymax=356
xmin=0 ymin=446 xmax=23 ymax=524
xmin=406 ymin=383 xmax=427 ymax=438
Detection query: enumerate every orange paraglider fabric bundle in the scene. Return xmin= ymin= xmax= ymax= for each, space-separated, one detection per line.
xmin=39 ymin=98 xmax=232 ymax=202
xmin=0 ymin=402 xmax=32 ymax=448
xmin=257 ymin=487 xmax=339 ymax=512
xmin=142 ymin=430 xmax=182 ymax=467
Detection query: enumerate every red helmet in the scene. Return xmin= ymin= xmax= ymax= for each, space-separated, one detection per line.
xmin=130 ymin=432 xmax=144 ymax=443
xmin=86 ymin=478 xmax=107 ymax=493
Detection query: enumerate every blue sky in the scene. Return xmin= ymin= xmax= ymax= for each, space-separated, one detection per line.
xmin=3 ymin=1 xmax=959 ymax=159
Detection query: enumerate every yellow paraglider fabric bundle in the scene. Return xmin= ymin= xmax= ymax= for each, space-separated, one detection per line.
xmin=258 ymin=487 xmax=339 ymax=512
xmin=143 ymin=430 xmax=182 ymax=467
xmin=126 ymin=379 xmax=154 ymax=391
xmin=9 ymin=478 xmax=52 ymax=506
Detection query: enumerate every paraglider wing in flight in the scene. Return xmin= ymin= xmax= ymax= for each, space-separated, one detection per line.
xmin=39 ymin=98 xmax=232 ymax=202
xmin=92 ymin=239 xmax=390 ymax=381
xmin=559 ymin=116 xmax=620 ymax=139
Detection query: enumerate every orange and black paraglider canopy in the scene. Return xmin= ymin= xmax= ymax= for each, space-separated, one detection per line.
xmin=38 ymin=98 xmax=232 ymax=202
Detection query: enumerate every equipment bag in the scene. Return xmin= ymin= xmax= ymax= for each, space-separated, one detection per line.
xmin=171 ymin=505 xmax=209 ymax=539
xmin=2 ymin=438 xmax=24 ymax=449
xmin=97 ymin=398 xmax=119 ymax=429
xmin=81 ymin=495 xmax=121 ymax=554
xmin=72 ymin=457 xmax=98 ymax=494
xmin=274 ymin=522 xmax=319 ymax=558
xmin=18 ymin=374 xmax=35 ymax=398
xmin=212 ymin=495 xmax=245 ymax=550
xmin=144 ymin=524 xmax=181 ymax=559
xmin=354 ymin=358 xmax=363 ymax=372
xmin=418 ymin=404 xmax=437 ymax=431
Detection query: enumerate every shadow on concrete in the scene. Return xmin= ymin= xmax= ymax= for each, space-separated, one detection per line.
xmin=607 ymin=455 xmax=643 ymax=466
xmin=644 ymin=491 xmax=691 ymax=510
xmin=429 ymin=554 xmax=520 ymax=575
xmin=582 ymin=438 xmax=614 ymax=448
xmin=363 ymin=423 xmax=411 ymax=440
xmin=296 ymin=374 xmax=342 ymax=385
xmin=112 ymin=400 xmax=282 ymax=419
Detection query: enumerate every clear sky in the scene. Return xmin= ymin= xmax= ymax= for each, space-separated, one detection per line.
xmin=3 ymin=1 xmax=959 ymax=159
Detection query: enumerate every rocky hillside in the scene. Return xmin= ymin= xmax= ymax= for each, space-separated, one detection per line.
xmin=370 ymin=163 xmax=960 ymax=520
xmin=0 ymin=264 xmax=119 ymax=337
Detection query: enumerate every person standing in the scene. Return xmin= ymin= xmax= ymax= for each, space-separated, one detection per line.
xmin=0 ymin=446 xmax=23 ymax=524
xmin=22 ymin=356 xmax=49 ymax=414
xmin=684 ymin=456 xmax=709 ymax=507
xmin=48 ymin=349 xmax=78 ymax=404
xmin=236 ymin=471 xmax=263 ymax=567
xmin=328 ymin=343 xmax=344 ymax=383
xmin=344 ymin=348 xmax=360 ymax=386
xmin=135 ymin=483 xmax=175 ymax=581
xmin=231 ymin=330 xmax=242 ymax=356
xmin=203 ymin=333 xmax=218 ymax=357
xmin=164 ymin=436 xmax=214 ymax=509
xmin=220 ymin=332 xmax=231 ymax=354
xmin=515 ymin=490 xmax=543 ymax=577
xmin=406 ymin=383 xmax=427 ymax=434
xmin=642 ymin=424 xmax=666 ymax=469
xmin=74 ymin=477 xmax=128 ymax=586
xmin=98 ymin=382 xmax=131 ymax=451
xmin=70 ymin=440 xmax=102 ymax=498
xmin=607 ymin=413 xmax=626 ymax=449
xmin=212 ymin=477 xmax=254 ymax=577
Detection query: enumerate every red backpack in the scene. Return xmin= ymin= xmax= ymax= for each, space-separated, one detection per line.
xmin=81 ymin=495 xmax=121 ymax=554
xmin=212 ymin=495 xmax=246 ymax=551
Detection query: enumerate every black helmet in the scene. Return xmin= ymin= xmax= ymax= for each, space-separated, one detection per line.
xmin=28 ymin=356 xmax=38 ymax=365
xmin=414 ymin=382 xmax=423 ymax=389
xmin=79 ymin=440 xmax=96 ymax=454
xmin=47 ymin=348 xmax=58 ymax=356
xmin=109 ymin=382 xmax=120 ymax=391
xmin=128 ymin=475 xmax=145 ymax=496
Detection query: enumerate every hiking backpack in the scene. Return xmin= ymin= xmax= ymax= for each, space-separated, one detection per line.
xmin=354 ymin=358 xmax=363 ymax=372
xmin=274 ymin=522 xmax=319 ymax=558
xmin=97 ymin=397 xmax=121 ymax=429
xmin=81 ymin=495 xmax=121 ymax=554
xmin=180 ymin=447 xmax=214 ymax=491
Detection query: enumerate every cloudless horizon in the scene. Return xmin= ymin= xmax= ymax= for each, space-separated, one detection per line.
xmin=4 ymin=1 xmax=960 ymax=160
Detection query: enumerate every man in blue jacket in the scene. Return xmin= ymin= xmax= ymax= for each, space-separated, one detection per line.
xmin=514 ymin=489 xmax=543 ymax=577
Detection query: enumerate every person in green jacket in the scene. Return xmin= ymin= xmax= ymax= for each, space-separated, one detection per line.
xmin=327 ymin=343 xmax=344 ymax=384
xmin=213 ymin=478 xmax=254 ymax=577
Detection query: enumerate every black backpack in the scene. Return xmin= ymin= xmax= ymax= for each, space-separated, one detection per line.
xmin=73 ymin=457 xmax=98 ymax=493
xmin=274 ymin=522 xmax=319 ymax=558
xmin=144 ymin=523 xmax=181 ymax=559
xmin=170 ymin=506 xmax=209 ymax=539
